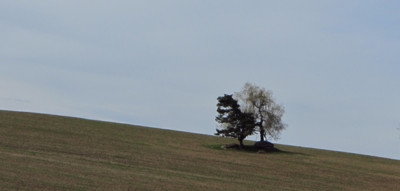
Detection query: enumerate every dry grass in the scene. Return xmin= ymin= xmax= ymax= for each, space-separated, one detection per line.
xmin=0 ymin=110 xmax=399 ymax=190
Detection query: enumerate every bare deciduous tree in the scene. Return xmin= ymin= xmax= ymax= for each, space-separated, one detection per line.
xmin=234 ymin=82 xmax=287 ymax=142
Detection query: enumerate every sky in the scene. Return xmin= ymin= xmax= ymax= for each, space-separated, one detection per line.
xmin=1 ymin=0 xmax=399 ymax=160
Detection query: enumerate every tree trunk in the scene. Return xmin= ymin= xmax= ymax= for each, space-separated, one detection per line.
xmin=258 ymin=122 xmax=265 ymax=142
xmin=238 ymin=138 xmax=244 ymax=149
xmin=260 ymin=128 xmax=265 ymax=142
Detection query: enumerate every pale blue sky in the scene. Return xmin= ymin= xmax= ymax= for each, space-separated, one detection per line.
xmin=1 ymin=0 xmax=399 ymax=160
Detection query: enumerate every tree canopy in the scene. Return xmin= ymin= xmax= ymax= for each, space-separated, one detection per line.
xmin=215 ymin=94 xmax=255 ymax=148
xmin=235 ymin=82 xmax=287 ymax=142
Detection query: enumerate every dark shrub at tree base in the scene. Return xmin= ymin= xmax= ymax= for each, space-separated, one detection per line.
xmin=254 ymin=141 xmax=275 ymax=151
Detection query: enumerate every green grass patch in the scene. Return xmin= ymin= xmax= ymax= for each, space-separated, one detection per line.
xmin=202 ymin=144 xmax=224 ymax=150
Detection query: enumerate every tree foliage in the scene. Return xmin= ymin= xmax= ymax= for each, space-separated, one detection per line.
xmin=215 ymin=94 xmax=256 ymax=148
xmin=235 ymin=82 xmax=287 ymax=142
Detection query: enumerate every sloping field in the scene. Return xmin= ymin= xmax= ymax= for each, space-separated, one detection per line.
xmin=0 ymin=110 xmax=399 ymax=190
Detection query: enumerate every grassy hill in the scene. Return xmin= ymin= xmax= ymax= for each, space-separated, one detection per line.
xmin=0 ymin=110 xmax=399 ymax=190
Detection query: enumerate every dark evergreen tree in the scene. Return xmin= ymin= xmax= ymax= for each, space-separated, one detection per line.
xmin=215 ymin=94 xmax=256 ymax=149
